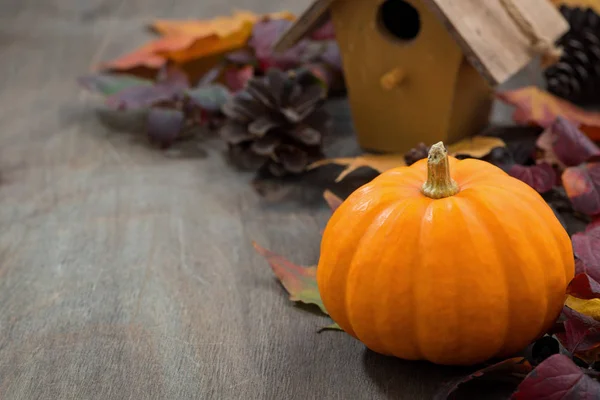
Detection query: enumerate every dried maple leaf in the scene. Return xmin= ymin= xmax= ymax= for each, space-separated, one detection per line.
xmin=308 ymin=154 xmax=406 ymax=182
xmin=102 ymin=36 xmax=194 ymax=72
xmin=434 ymin=357 xmax=532 ymax=400
xmin=308 ymin=136 xmax=505 ymax=182
xmin=323 ymin=190 xmax=343 ymax=213
xmin=149 ymin=11 xmax=294 ymax=37
xmin=511 ymin=354 xmax=600 ymax=399
xmin=562 ymin=162 xmax=600 ymax=216
xmin=507 ymin=163 xmax=557 ymax=194
xmin=446 ymin=136 xmax=506 ymax=159
xmin=252 ymin=242 xmax=325 ymax=313
xmin=497 ymin=86 xmax=600 ymax=141
xmin=536 ymin=117 xmax=600 ymax=168
xmin=103 ymin=11 xmax=273 ymax=73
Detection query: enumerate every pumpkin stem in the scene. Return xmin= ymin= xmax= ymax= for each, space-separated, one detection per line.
xmin=421 ymin=142 xmax=459 ymax=199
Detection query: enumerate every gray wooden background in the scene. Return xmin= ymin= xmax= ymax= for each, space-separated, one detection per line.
xmin=0 ymin=0 xmax=539 ymax=398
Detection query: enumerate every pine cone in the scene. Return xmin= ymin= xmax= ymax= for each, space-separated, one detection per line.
xmin=219 ymin=68 xmax=331 ymax=177
xmin=544 ymin=5 xmax=600 ymax=105
xmin=404 ymin=143 xmax=430 ymax=166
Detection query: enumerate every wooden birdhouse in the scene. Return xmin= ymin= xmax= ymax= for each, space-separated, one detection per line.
xmin=275 ymin=0 xmax=569 ymax=153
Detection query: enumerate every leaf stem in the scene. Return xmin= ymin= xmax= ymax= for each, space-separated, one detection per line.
xmin=421 ymin=141 xmax=460 ymax=199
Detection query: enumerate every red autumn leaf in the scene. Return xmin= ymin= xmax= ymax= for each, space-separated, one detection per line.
xmin=252 ymin=242 xmax=326 ymax=313
xmin=224 ymin=65 xmax=254 ymax=92
xmin=556 ymin=307 xmax=600 ymax=355
xmin=511 ymin=354 xmax=600 ymax=399
xmin=562 ymin=162 xmax=600 ymax=216
xmin=508 ymin=162 xmax=557 ymax=193
xmin=497 ymin=86 xmax=600 ymax=141
xmin=536 ymin=117 xmax=600 ymax=168
xmin=434 ymin=357 xmax=532 ymax=400
xmin=568 ymin=273 xmax=600 ymax=300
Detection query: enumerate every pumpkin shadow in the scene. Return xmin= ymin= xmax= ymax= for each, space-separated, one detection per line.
xmin=361 ymin=350 xmax=515 ymax=400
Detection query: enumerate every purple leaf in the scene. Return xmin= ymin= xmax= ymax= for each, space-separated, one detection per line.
xmin=147 ymin=108 xmax=184 ymax=147
xmin=562 ymin=162 xmax=600 ymax=216
xmin=78 ymin=73 xmax=152 ymax=96
xmin=556 ymin=307 xmax=600 ymax=355
xmin=511 ymin=354 xmax=600 ymax=399
xmin=572 ymin=224 xmax=600 ymax=283
xmin=225 ymin=48 xmax=257 ymax=65
xmin=186 ymin=83 xmax=230 ymax=112
xmin=104 ymin=66 xmax=190 ymax=110
xmin=318 ymin=41 xmax=342 ymax=70
xmin=537 ymin=117 xmax=600 ymax=168
xmin=249 ymin=19 xmax=308 ymax=71
xmin=156 ymin=65 xmax=190 ymax=88
xmin=310 ymin=19 xmax=336 ymax=40
xmin=508 ymin=162 xmax=557 ymax=193
xmin=105 ymin=85 xmax=178 ymax=110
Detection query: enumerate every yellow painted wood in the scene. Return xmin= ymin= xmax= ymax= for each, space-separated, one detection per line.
xmin=331 ymin=0 xmax=487 ymax=153
xmin=447 ymin=58 xmax=494 ymax=147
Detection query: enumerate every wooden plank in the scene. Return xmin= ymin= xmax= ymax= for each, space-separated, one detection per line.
xmin=273 ymin=0 xmax=335 ymax=52
xmin=0 ymin=0 xmax=578 ymax=398
xmin=421 ymin=0 xmax=570 ymax=86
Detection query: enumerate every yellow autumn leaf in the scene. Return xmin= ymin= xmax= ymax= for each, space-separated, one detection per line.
xmin=308 ymin=154 xmax=406 ymax=182
xmin=446 ymin=136 xmax=506 ymax=159
xmin=565 ymin=295 xmax=600 ymax=321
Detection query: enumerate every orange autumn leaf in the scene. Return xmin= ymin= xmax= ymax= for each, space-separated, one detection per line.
xmin=103 ymin=11 xmax=294 ymax=73
xmin=102 ymin=36 xmax=195 ymax=71
xmin=150 ymin=10 xmax=295 ymax=37
xmin=158 ymin=23 xmax=254 ymax=64
xmin=497 ymin=86 xmax=600 ymax=141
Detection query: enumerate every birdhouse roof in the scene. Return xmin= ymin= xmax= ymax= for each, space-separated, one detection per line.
xmin=274 ymin=0 xmax=569 ymax=86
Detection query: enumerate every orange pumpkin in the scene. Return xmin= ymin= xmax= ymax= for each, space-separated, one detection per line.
xmin=317 ymin=142 xmax=574 ymax=366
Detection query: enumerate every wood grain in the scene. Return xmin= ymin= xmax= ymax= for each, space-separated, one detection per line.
xmin=422 ymin=0 xmax=569 ymax=85
xmin=0 ymin=0 xmax=544 ymax=399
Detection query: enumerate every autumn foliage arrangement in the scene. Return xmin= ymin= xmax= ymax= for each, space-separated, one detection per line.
xmin=77 ymin=6 xmax=600 ymax=399
xmin=255 ymin=105 xmax=600 ymax=397
xmin=79 ymin=11 xmax=340 ymax=175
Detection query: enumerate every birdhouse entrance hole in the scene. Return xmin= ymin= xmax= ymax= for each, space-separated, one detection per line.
xmin=377 ymin=0 xmax=421 ymax=42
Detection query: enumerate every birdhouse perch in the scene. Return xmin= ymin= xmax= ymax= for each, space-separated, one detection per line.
xmin=275 ymin=0 xmax=569 ymax=153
